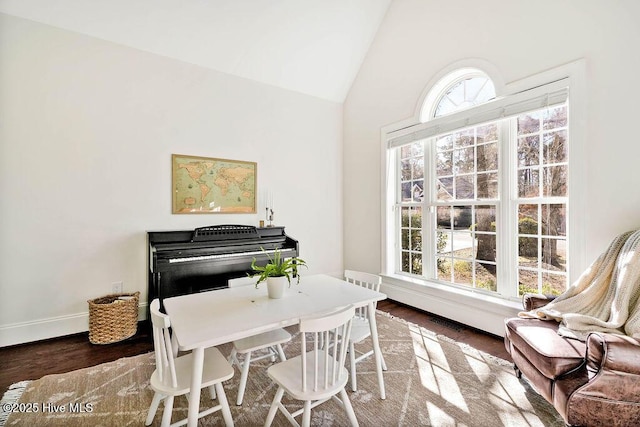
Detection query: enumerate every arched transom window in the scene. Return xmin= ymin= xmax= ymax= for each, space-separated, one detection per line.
xmin=434 ymin=74 xmax=495 ymax=117
xmin=421 ymin=68 xmax=496 ymax=122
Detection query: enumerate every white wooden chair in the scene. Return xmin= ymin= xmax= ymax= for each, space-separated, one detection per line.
xmin=146 ymin=299 xmax=235 ymax=427
xmin=264 ymin=305 xmax=359 ymax=427
xmin=343 ymin=270 xmax=387 ymax=392
xmin=227 ymin=277 xmax=292 ymax=405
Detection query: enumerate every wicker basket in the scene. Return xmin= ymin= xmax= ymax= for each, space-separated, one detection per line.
xmin=88 ymin=291 xmax=140 ymax=344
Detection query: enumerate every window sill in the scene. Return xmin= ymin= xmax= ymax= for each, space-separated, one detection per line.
xmin=380 ymin=273 xmax=522 ymax=337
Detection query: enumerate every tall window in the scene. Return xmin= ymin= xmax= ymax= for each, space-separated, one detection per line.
xmin=390 ymin=69 xmax=570 ymax=299
xmin=515 ymin=105 xmax=568 ymax=295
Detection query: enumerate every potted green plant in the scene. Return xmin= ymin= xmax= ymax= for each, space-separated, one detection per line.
xmin=250 ymin=248 xmax=307 ymax=299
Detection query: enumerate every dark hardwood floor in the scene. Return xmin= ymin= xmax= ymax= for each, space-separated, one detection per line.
xmin=0 ymin=299 xmax=511 ymax=394
xmin=377 ymin=299 xmax=511 ymax=361
xmin=0 ymin=322 xmax=154 ymax=394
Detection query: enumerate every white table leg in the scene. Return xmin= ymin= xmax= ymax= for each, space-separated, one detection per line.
xmin=188 ymin=347 xmax=205 ymax=427
xmin=367 ymin=302 xmax=386 ymax=399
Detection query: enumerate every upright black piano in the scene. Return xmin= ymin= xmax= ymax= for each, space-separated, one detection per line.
xmin=147 ymin=225 xmax=299 ymax=308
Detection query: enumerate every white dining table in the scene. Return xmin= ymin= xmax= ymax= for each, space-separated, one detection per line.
xmin=163 ymin=273 xmax=387 ymax=427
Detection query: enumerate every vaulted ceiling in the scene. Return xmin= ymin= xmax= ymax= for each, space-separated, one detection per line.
xmin=0 ymin=0 xmax=391 ymax=102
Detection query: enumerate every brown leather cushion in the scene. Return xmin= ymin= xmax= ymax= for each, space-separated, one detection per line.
xmin=505 ymin=317 xmax=586 ymax=379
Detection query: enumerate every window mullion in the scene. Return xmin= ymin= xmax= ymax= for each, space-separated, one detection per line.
xmin=391 ymin=148 xmax=401 ymax=276
xmin=496 ymin=118 xmax=518 ymax=299
xmin=423 ymin=138 xmax=434 ymax=279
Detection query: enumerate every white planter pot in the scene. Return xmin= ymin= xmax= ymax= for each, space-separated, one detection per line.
xmin=266 ymin=276 xmax=288 ymax=299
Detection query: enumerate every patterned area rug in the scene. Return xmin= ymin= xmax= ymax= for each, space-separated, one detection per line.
xmin=1 ymin=312 xmax=564 ymax=426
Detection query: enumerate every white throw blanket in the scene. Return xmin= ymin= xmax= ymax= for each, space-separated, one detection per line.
xmin=519 ymin=229 xmax=640 ymax=340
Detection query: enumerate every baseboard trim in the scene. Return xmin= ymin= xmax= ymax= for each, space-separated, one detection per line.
xmin=0 ymin=304 xmax=148 ymax=347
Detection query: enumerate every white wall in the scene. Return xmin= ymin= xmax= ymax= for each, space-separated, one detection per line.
xmin=0 ymin=14 xmax=343 ymax=346
xmin=344 ymin=0 xmax=640 ymax=326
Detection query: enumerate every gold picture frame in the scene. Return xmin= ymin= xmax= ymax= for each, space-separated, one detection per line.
xmin=172 ymin=154 xmax=257 ymax=214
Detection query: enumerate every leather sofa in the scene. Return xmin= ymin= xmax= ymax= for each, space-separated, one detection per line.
xmin=504 ymin=293 xmax=640 ymax=427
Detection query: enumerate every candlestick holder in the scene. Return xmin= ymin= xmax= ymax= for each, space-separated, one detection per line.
xmin=266 ymin=208 xmax=274 ymax=227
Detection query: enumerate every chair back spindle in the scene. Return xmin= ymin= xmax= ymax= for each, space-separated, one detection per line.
xmin=299 ymin=305 xmax=354 ymax=393
xmin=344 ymin=270 xmax=381 ymax=321
xmin=150 ymin=300 xmax=178 ymax=388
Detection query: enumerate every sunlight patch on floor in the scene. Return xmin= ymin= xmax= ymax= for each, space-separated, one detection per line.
xmin=410 ymin=325 xmax=469 ymax=413
xmin=405 ymin=322 xmax=559 ymax=426
xmin=489 ymin=370 xmax=550 ymax=426
xmin=426 ymin=401 xmax=457 ymax=426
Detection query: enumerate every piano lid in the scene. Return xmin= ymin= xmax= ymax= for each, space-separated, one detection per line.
xmin=148 ymin=225 xmax=291 ymax=249
xmin=191 ymin=224 xmax=259 ymax=242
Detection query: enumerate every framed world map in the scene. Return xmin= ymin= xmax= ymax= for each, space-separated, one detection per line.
xmin=172 ymin=154 xmax=257 ymax=214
